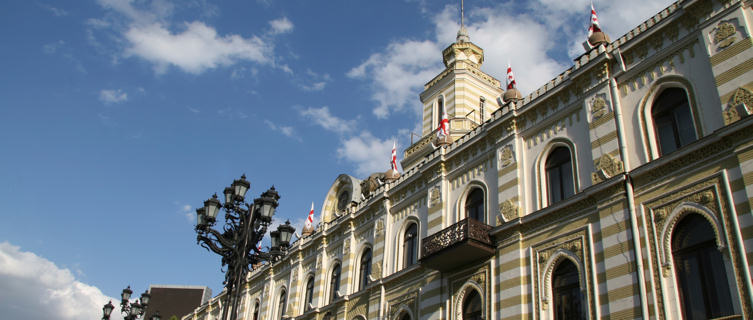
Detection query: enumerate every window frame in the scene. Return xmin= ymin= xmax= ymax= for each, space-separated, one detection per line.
xmin=358 ymin=247 xmax=372 ymax=291
xmin=542 ymin=145 xmax=576 ymax=207
xmin=402 ymin=222 xmax=418 ymax=269
xmin=328 ymin=263 xmax=341 ymax=303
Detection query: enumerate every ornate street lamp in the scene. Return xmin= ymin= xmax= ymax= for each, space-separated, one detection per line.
xmin=101 ymin=286 xmax=161 ymax=320
xmin=194 ymin=174 xmax=295 ymax=320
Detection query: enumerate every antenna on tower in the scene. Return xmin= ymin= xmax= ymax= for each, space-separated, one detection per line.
xmin=461 ymin=0 xmax=465 ymax=28
xmin=456 ymin=0 xmax=469 ymax=42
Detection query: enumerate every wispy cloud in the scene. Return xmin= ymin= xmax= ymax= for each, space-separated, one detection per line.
xmin=40 ymin=4 xmax=68 ymax=17
xmin=264 ymin=119 xmax=300 ymax=141
xmin=269 ymin=17 xmax=294 ymax=35
xmin=298 ymin=106 xmax=356 ymax=135
xmin=99 ymin=89 xmax=128 ymax=104
xmin=0 ymin=242 xmax=123 ymax=320
xmin=296 ymin=69 xmax=331 ymax=92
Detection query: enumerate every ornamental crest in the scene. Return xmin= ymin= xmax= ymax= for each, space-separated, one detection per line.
xmin=589 ymin=94 xmax=609 ymax=121
xmin=497 ymin=200 xmax=519 ymax=225
xmin=713 ymin=21 xmax=737 ymax=49
xmin=498 ymin=144 xmax=515 ymax=168
xmin=591 ymin=154 xmax=624 ymax=184
xmin=428 ymin=186 xmax=441 ymax=208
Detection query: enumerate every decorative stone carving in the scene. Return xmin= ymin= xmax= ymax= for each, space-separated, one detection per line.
xmin=471 ymin=272 xmax=486 ymax=285
xmin=360 ymin=172 xmax=385 ymax=197
xmin=498 ymin=200 xmax=519 ymax=225
xmin=713 ymin=21 xmax=737 ymax=49
xmin=590 ymin=95 xmax=609 ymax=121
xmin=343 ymin=240 xmax=350 ymax=255
xmin=591 ymin=154 xmax=624 ymax=184
xmin=374 ymin=218 xmax=384 ymax=235
xmin=429 ymin=186 xmax=441 ymax=208
xmin=498 ymin=144 xmax=515 ymax=168
xmin=370 ymin=263 xmax=382 ymax=279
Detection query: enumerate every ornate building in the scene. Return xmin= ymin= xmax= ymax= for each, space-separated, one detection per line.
xmin=185 ymin=0 xmax=753 ymax=319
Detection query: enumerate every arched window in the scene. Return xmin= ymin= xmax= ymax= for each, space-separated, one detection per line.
xmin=552 ymin=259 xmax=584 ymax=320
xmin=672 ymin=214 xmax=734 ymax=319
xmin=403 ymin=223 xmax=418 ymax=268
xmin=652 ymin=87 xmax=696 ymax=155
xmin=277 ymin=290 xmax=287 ymax=320
xmin=359 ymin=248 xmax=372 ymax=291
xmin=462 ymin=289 xmax=482 ymax=320
xmin=399 ymin=312 xmax=412 ymax=320
xmin=546 ymin=147 xmax=574 ymax=205
xmin=304 ymin=276 xmax=314 ymax=312
xmin=337 ymin=191 xmax=350 ymax=212
xmin=465 ymin=188 xmax=484 ymax=222
xmin=329 ymin=264 xmax=341 ymax=303
xmin=252 ymin=300 xmax=260 ymax=320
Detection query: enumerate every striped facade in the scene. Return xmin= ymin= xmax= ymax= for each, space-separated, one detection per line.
xmin=184 ymin=1 xmax=753 ymax=319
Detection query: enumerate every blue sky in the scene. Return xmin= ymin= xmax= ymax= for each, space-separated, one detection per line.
xmin=0 ymin=0 xmax=674 ymax=318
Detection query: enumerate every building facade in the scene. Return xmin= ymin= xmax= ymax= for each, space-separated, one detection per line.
xmin=185 ymin=0 xmax=753 ymax=319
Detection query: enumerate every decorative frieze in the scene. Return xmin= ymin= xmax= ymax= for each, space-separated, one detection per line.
xmin=591 ymin=153 xmax=624 ymax=184
xmin=497 ymin=200 xmax=519 ymax=225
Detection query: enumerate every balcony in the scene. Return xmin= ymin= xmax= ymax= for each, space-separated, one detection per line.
xmin=420 ymin=218 xmax=494 ymax=272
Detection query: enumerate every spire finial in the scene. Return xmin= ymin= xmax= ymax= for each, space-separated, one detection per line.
xmin=456 ymin=0 xmax=469 ymax=42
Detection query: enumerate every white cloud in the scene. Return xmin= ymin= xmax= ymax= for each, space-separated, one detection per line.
xmin=0 ymin=242 xmax=123 ymax=320
xmin=124 ymin=22 xmax=272 ymax=74
xmin=94 ymin=0 xmax=287 ymax=75
xmin=298 ymin=106 xmax=356 ymax=134
xmin=347 ymin=40 xmax=441 ymax=119
xmin=99 ymin=89 xmax=128 ymax=104
xmin=269 ymin=17 xmax=294 ymax=35
xmin=264 ymin=120 xmax=300 ymax=141
xmin=337 ymin=132 xmax=396 ymax=177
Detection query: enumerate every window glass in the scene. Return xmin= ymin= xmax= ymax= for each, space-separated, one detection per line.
xmin=546 ymin=147 xmax=574 ymax=204
xmin=329 ymin=264 xmax=341 ymax=303
xmin=277 ymin=291 xmax=286 ymax=320
xmin=403 ymin=223 xmax=418 ymax=268
xmin=552 ymin=260 xmax=584 ymax=320
xmin=672 ymin=214 xmax=734 ymax=319
xmin=652 ymin=88 xmax=696 ymax=155
xmin=304 ymin=277 xmax=314 ymax=311
xmin=465 ymin=188 xmax=484 ymax=222
xmin=359 ymin=248 xmax=372 ymax=290
xmin=462 ymin=290 xmax=482 ymax=320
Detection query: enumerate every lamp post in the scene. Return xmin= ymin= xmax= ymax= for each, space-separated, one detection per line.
xmin=101 ymin=286 xmax=161 ymax=320
xmin=194 ymin=174 xmax=295 ymax=320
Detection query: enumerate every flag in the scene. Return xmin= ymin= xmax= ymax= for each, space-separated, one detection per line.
xmin=437 ymin=109 xmax=449 ymax=137
xmin=587 ymin=3 xmax=602 ymax=38
xmin=390 ymin=141 xmax=398 ymax=172
xmin=305 ymin=202 xmax=314 ymax=229
xmin=506 ymin=64 xmax=516 ymax=90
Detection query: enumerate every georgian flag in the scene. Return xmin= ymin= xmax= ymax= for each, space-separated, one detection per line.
xmin=305 ymin=202 xmax=314 ymax=229
xmin=587 ymin=3 xmax=602 ymax=37
xmin=437 ymin=109 xmax=449 ymax=137
xmin=506 ymin=64 xmax=516 ymax=90
xmin=391 ymin=141 xmax=398 ymax=172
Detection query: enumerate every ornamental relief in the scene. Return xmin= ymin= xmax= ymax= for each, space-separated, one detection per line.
xmin=591 ymin=153 xmax=624 ymax=184
xmin=428 ymin=186 xmax=441 ymax=208
xmin=498 ymin=144 xmax=515 ymax=168
xmin=713 ymin=21 xmax=737 ymax=49
xmin=497 ymin=200 xmax=519 ymax=225
xmin=724 ymin=87 xmax=753 ymax=125
xmin=589 ymin=94 xmax=610 ymax=122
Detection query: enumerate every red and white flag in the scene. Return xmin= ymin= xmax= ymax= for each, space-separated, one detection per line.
xmin=437 ymin=109 xmax=449 ymax=137
xmin=506 ymin=64 xmax=516 ymax=90
xmin=305 ymin=202 xmax=314 ymax=229
xmin=587 ymin=3 xmax=602 ymax=38
xmin=390 ymin=141 xmax=398 ymax=172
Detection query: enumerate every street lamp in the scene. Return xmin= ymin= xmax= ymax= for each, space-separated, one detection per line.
xmin=194 ymin=174 xmax=295 ymax=320
xmin=101 ymin=286 xmax=161 ymax=320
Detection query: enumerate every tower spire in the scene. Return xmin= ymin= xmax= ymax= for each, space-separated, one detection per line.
xmin=457 ymin=0 xmax=469 ymax=42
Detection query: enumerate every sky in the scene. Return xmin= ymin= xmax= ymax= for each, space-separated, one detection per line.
xmin=0 ymin=0 xmax=675 ymax=319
